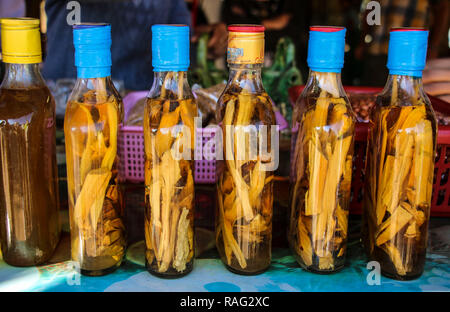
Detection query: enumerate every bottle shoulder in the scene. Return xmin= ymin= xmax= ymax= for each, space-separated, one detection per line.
xmin=0 ymin=86 xmax=55 ymax=121
xmin=143 ymin=96 xmax=198 ymax=131
xmin=216 ymin=88 xmax=276 ymax=125
xmin=68 ymin=87 xmax=120 ymax=104
xmin=370 ymin=98 xmax=437 ymax=128
xmin=148 ymin=71 xmax=194 ymax=101
xmin=293 ymin=90 xmax=355 ymax=126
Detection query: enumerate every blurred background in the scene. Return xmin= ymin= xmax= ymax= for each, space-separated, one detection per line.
xmin=0 ymin=0 xmax=448 ymax=89
xmin=1 ymin=0 xmax=449 ymax=127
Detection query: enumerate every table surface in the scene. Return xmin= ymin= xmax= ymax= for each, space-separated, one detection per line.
xmin=1 ymin=214 xmax=449 ymax=292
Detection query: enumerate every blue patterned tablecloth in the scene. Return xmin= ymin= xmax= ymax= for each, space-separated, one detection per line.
xmin=1 ymin=217 xmax=449 ymax=292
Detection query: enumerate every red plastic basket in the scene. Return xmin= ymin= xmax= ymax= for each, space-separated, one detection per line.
xmin=288 ymin=85 xmax=450 ymax=217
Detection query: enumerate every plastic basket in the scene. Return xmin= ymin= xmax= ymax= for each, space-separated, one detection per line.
xmin=119 ymin=126 xmax=219 ymax=184
xmin=118 ymin=91 xmax=289 ymax=185
xmin=288 ymin=85 xmax=450 ymax=217
xmin=118 ymin=92 xmax=219 ymax=184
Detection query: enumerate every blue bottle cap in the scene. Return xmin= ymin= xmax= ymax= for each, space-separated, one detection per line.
xmin=307 ymin=26 xmax=346 ymax=73
xmin=73 ymin=23 xmax=112 ymax=78
xmin=387 ymin=28 xmax=429 ymax=77
xmin=152 ymin=24 xmax=190 ymax=72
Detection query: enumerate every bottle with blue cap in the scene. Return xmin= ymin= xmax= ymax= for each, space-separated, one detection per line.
xmin=0 ymin=18 xmax=60 ymax=267
xmin=363 ymin=28 xmax=437 ymax=280
xmin=143 ymin=24 xmax=197 ymax=278
xmin=64 ymin=23 xmax=125 ymax=276
xmin=289 ymin=26 xmax=355 ymax=274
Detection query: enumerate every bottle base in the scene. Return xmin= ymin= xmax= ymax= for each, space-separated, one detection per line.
xmin=381 ymin=269 xmax=423 ymax=281
xmin=290 ymin=249 xmax=345 ymax=274
xmin=80 ymin=261 xmax=121 ymax=277
xmin=296 ymin=260 xmax=345 ymax=275
xmin=3 ymin=257 xmax=50 ymax=267
xmin=303 ymin=265 xmax=345 ymax=275
xmin=145 ymin=260 xmax=193 ymax=279
xmin=224 ymin=264 xmax=270 ymax=276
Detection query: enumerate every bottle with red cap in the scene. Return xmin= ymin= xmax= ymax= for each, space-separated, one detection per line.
xmin=288 ymin=26 xmax=355 ymax=273
xmin=362 ymin=28 xmax=437 ymax=280
xmin=215 ymin=24 xmax=276 ymax=275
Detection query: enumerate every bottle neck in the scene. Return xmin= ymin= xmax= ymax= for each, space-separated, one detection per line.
xmin=383 ymin=74 xmax=426 ymax=106
xmin=149 ymin=71 xmax=191 ymax=99
xmin=70 ymin=75 xmax=122 ymax=117
xmin=304 ymin=70 xmax=344 ymax=98
xmin=0 ymin=63 xmax=46 ymax=89
xmin=227 ymin=63 xmax=264 ymax=94
xmin=73 ymin=75 xmax=114 ymax=92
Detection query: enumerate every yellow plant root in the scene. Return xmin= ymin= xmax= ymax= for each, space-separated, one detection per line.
xmin=289 ymin=72 xmax=355 ymax=271
xmin=65 ymin=84 xmax=125 ymax=271
xmin=363 ymin=75 xmax=436 ymax=277
xmin=144 ymin=72 xmax=196 ymax=274
xmin=216 ymin=85 xmax=275 ymax=273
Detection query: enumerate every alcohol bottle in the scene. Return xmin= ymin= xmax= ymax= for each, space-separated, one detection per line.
xmin=289 ymin=27 xmax=355 ymax=273
xmin=144 ymin=25 xmax=196 ymax=278
xmin=64 ymin=24 xmax=125 ymax=276
xmin=0 ymin=18 xmax=60 ymax=266
xmin=363 ymin=28 xmax=436 ymax=280
xmin=216 ymin=25 xmax=276 ymax=275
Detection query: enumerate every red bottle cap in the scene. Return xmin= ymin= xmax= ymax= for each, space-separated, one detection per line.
xmin=391 ymin=27 xmax=427 ymax=32
xmin=310 ymin=26 xmax=345 ymax=32
xmin=228 ymin=24 xmax=265 ymax=33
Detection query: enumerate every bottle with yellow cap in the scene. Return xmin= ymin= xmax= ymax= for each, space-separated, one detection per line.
xmin=0 ymin=18 xmax=60 ymax=266
xmin=215 ymin=25 xmax=276 ymax=275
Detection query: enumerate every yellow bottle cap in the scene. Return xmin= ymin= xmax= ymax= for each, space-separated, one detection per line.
xmin=227 ymin=24 xmax=265 ymax=64
xmin=1 ymin=18 xmax=42 ymax=64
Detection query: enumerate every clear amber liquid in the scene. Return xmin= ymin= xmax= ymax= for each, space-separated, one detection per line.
xmin=0 ymin=86 xmax=60 ymax=266
xmin=363 ymin=104 xmax=436 ymax=280
xmin=215 ymin=90 xmax=275 ymax=274
xmin=289 ymin=94 xmax=354 ymax=273
xmin=143 ymin=97 xmax=196 ymax=277
xmin=65 ymin=96 xmax=125 ymax=274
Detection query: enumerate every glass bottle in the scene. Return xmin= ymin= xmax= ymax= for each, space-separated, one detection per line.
xmin=0 ymin=18 xmax=60 ymax=266
xmin=289 ymin=27 xmax=355 ymax=273
xmin=144 ymin=25 xmax=196 ymax=278
xmin=64 ymin=24 xmax=125 ymax=276
xmin=363 ymin=28 xmax=436 ymax=280
xmin=216 ymin=25 xmax=276 ymax=275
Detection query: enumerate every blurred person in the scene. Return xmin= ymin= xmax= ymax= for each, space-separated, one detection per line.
xmin=356 ymin=0 xmax=449 ymax=86
xmin=0 ymin=0 xmax=26 ymax=80
xmin=423 ymin=57 xmax=450 ymax=102
xmin=307 ymin=0 xmax=363 ymax=85
xmin=222 ymin=0 xmax=307 ymax=69
xmin=189 ymin=0 xmax=228 ymax=62
xmin=42 ymin=0 xmax=190 ymax=91
xmin=0 ymin=0 xmax=26 ymax=50
xmin=192 ymin=0 xmax=307 ymax=74
xmin=0 ymin=0 xmax=25 ymax=18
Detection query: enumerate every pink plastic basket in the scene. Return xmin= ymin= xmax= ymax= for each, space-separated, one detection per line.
xmin=118 ymin=91 xmax=288 ymax=184
xmin=194 ymin=127 xmax=219 ymax=183
xmin=118 ymin=92 xmax=219 ymax=184
xmin=118 ymin=126 xmax=219 ymax=184
xmin=118 ymin=125 xmax=145 ymax=183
